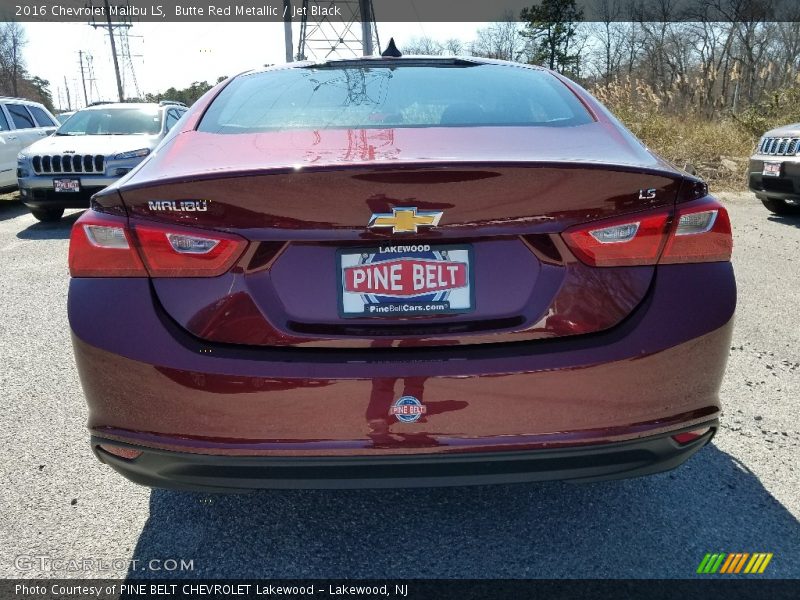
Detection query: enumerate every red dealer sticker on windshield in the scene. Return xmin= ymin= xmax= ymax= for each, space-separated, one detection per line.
xmin=338 ymin=244 xmax=474 ymax=317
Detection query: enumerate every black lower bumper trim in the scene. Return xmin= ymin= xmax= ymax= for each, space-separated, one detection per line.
xmin=749 ymin=161 xmax=800 ymax=200
xmin=22 ymin=186 xmax=104 ymax=209
xmin=91 ymin=422 xmax=717 ymax=491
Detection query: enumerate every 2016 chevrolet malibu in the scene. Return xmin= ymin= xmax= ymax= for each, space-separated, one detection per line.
xmin=68 ymin=56 xmax=736 ymax=491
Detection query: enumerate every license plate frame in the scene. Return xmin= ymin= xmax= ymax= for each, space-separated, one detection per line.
xmin=53 ymin=178 xmax=81 ymax=193
xmin=337 ymin=244 xmax=475 ymax=318
xmin=762 ymin=161 xmax=782 ymax=177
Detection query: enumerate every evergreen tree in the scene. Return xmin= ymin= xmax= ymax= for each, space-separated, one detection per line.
xmin=520 ymin=0 xmax=584 ymax=74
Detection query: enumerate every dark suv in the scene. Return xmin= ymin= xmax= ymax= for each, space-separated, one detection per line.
xmin=748 ymin=124 xmax=800 ymax=215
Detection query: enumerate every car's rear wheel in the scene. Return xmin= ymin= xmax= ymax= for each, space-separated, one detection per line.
xmin=30 ymin=207 xmax=65 ymax=222
xmin=761 ymin=197 xmax=800 ymax=215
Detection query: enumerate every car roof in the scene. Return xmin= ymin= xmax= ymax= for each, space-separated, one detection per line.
xmin=246 ymin=55 xmax=545 ymax=77
xmin=76 ymin=102 xmax=187 ymax=112
xmin=77 ymin=102 xmax=165 ymax=111
xmin=0 ymin=96 xmax=47 ymax=105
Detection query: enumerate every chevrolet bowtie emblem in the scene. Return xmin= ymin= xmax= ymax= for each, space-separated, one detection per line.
xmin=368 ymin=207 xmax=443 ymax=234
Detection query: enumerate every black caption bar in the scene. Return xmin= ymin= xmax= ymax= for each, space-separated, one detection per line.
xmin=1 ymin=579 xmax=798 ymax=600
xmin=4 ymin=0 xmax=800 ymax=23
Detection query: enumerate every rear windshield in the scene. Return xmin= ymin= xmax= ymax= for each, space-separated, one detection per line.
xmin=56 ymin=107 xmax=162 ymax=136
xmin=199 ymin=63 xmax=594 ymax=133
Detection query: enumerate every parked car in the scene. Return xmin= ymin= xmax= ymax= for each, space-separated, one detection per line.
xmin=68 ymin=55 xmax=735 ymax=491
xmin=748 ymin=124 xmax=800 ymax=215
xmin=55 ymin=111 xmax=75 ymax=124
xmin=0 ymin=96 xmax=59 ymax=193
xmin=17 ymin=100 xmax=187 ymax=221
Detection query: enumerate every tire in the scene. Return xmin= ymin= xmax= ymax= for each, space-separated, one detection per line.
xmin=30 ymin=207 xmax=65 ymax=222
xmin=761 ymin=197 xmax=800 ymax=215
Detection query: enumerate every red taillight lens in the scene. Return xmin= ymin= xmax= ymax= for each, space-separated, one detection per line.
xmin=561 ymin=210 xmax=671 ymax=267
xmin=671 ymin=427 xmax=711 ymax=445
xmin=98 ymin=444 xmax=143 ymax=460
xmin=69 ymin=210 xmax=248 ymax=278
xmin=131 ymin=221 xmax=247 ymax=277
xmin=660 ymin=200 xmax=732 ymax=264
xmin=561 ymin=197 xmax=732 ymax=267
xmin=69 ymin=212 xmax=147 ymax=277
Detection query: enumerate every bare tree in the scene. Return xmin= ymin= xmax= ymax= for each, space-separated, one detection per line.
xmin=470 ymin=17 xmax=530 ymax=62
xmin=773 ymin=21 xmax=800 ymax=89
xmin=444 ymin=38 xmax=464 ymax=56
xmin=0 ymin=22 xmax=27 ymax=96
xmin=592 ymin=0 xmax=629 ymax=83
xmin=401 ymin=37 xmax=445 ymax=56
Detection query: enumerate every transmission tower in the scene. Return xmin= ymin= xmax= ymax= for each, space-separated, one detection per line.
xmin=77 ymin=52 xmax=101 ymax=106
xmin=118 ymin=28 xmax=142 ymax=98
xmin=86 ymin=54 xmax=101 ymax=102
xmin=296 ymin=0 xmax=380 ymax=61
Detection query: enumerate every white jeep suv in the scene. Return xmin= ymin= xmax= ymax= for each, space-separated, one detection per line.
xmin=17 ymin=101 xmax=187 ymax=221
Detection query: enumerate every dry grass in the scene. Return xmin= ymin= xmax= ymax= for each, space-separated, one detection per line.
xmin=592 ymin=78 xmax=759 ymax=191
xmin=622 ymin=114 xmax=755 ymax=191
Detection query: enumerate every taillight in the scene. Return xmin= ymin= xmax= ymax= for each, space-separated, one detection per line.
xmin=69 ymin=212 xmax=146 ymax=277
xmin=561 ymin=210 xmax=670 ymax=267
xmin=561 ymin=197 xmax=732 ymax=267
xmin=660 ymin=200 xmax=732 ymax=264
xmin=69 ymin=210 xmax=248 ymax=278
xmin=131 ymin=222 xmax=247 ymax=277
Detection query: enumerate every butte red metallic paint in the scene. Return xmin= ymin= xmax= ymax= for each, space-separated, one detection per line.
xmin=68 ymin=57 xmax=735 ymax=490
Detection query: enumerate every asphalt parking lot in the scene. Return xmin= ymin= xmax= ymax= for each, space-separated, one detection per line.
xmin=0 ymin=191 xmax=798 ymax=579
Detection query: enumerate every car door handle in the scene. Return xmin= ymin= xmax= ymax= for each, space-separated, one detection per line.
xmin=8 ymin=135 xmax=17 ymax=140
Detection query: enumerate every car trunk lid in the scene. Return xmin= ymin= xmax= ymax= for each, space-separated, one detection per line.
xmin=117 ymin=126 xmax=683 ymax=348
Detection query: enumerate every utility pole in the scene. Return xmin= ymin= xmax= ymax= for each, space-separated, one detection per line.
xmin=89 ymin=0 xmax=129 ymax=102
xmin=283 ymin=0 xmax=293 ymax=62
xmin=104 ymin=0 xmax=124 ymax=101
xmin=78 ymin=51 xmax=89 ymax=106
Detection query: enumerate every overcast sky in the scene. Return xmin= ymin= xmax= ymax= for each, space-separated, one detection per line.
xmin=22 ymin=22 xmax=482 ymax=110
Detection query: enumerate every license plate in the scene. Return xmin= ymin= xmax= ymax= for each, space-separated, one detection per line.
xmin=53 ymin=178 xmax=80 ymax=192
xmin=763 ymin=162 xmax=782 ymax=177
xmin=338 ymin=244 xmax=474 ymax=318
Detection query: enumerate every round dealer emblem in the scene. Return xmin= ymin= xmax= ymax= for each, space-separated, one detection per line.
xmin=390 ymin=396 xmax=427 ymax=423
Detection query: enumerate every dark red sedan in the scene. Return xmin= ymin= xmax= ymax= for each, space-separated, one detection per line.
xmin=68 ymin=56 xmax=735 ymax=490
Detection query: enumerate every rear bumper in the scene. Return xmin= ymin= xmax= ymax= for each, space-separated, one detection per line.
xmin=92 ymin=424 xmax=717 ymax=490
xmin=70 ymin=262 xmax=736 ymax=488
